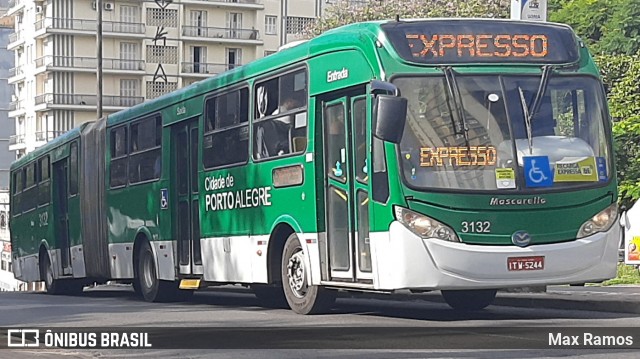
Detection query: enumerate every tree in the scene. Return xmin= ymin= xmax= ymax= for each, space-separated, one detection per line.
xmin=305 ymin=0 xmax=509 ymax=37
xmin=549 ymin=0 xmax=640 ymax=55
xmin=596 ymin=54 xmax=640 ymax=204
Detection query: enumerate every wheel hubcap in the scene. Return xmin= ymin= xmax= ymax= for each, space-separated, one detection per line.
xmin=287 ymin=249 xmax=306 ymax=298
xmin=46 ymin=265 xmax=53 ymax=288
xmin=143 ymin=253 xmax=155 ymax=289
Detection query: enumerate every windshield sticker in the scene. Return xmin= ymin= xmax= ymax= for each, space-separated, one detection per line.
xmin=495 ymin=168 xmax=516 ymax=189
xmin=420 ymin=146 xmax=497 ymax=167
xmin=596 ymin=157 xmax=607 ymax=182
xmin=554 ymin=157 xmax=598 ymax=182
xmin=523 ymin=156 xmax=553 ymax=187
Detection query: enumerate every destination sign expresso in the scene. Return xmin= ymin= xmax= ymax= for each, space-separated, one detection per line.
xmin=382 ymin=20 xmax=580 ymax=64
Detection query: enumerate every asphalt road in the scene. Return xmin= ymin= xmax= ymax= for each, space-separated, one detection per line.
xmin=1 ymin=285 xmax=639 ymax=358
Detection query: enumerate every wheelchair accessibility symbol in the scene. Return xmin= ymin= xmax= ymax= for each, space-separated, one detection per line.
xmin=160 ymin=188 xmax=169 ymax=209
xmin=523 ymin=156 xmax=553 ymax=188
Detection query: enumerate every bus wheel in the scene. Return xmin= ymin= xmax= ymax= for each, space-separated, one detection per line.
xmin=136 ymin=241 xmax=176 ymax=302
xmin=40 ymin=252 xmax=59 ymax=294
xmin=40 ymin=252 xmax=84 ymax=295
xmin=281 ymin=233 xmax=336 ymax=314
xmin=441 ymin=289 xmax=497 ymax=311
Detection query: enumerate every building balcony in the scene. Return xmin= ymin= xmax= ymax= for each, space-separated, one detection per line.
xmin=8 ymin=134 xmax=26 ymax=151
xmin=35 ymin=55 xmax=146 ymax=74
xmin=8 ymin=100 xmax=25 ymax=118
xmin=35 ymin=131 xmax=65 ymax=144
xmin=7 ymin=31 xmax=24 ymax=50
xmin=180 ymin=0 xmax=264 ymax=10
xmin=7 ymin=0 xmax=25 ymax=17
xmin=181 ymin=62 xmax=234 ymax=76
xmin=34 ymin=93 xmax=144 ymax=112
xmin=181 ymin=26 xmax=261 ymax=44
xmin=35 ymin=18 xmax=145 ymax=38
xmin=8 ymin=66 xmax=25 ymax=84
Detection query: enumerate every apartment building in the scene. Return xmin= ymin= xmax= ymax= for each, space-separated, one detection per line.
xmin=5 ymin=0 xmax=332 ymax=158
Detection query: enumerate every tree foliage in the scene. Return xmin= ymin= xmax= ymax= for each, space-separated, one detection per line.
xmin=596 ymin=54 xmax=640 ymax=204
xmin=305 ymin=0 xmax=509 ymax=37
xmin=551 ymin=0 xmax=640 ymax=203
xmin=549 ymin=0 xmax=640 ymax=55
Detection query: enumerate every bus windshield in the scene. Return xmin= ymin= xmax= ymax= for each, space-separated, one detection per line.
xmin=394 ymin=75 xmax=611 ymax=191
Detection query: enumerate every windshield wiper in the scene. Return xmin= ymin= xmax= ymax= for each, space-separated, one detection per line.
xmin=441 ymin=66 xmax=470 ymax=145
xmin=519 ymin=65 xmax=554 ymax=155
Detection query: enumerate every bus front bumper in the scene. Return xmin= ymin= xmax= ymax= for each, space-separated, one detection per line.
xmin=371 ymin=221 xmax=619 ymax=291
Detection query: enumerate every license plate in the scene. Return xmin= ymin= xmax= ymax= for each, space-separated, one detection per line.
xmin=507 ymin=256 xmax=545 ymax=271
xmin=179 ymin=279 xmax=201 ymax=289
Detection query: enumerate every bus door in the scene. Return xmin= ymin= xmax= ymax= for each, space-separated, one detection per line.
xmin=323 ymin=95 xmax=372 ymax=282
xmin=52 ymin=157 xmax=72 ymax=276
xmin=171 ymin=117 xmax=203 ymax=276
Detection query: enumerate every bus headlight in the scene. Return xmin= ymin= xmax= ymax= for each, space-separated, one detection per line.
xmin=577 ymin=203 xmax=618 ymax=239
xmin=394 ymin=206 xmax=460 ymax=242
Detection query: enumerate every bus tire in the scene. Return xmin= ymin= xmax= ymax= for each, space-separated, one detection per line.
xmin=252 ymin=284 xmax=288 ymax=308
xmin=441 ymin=289 xmax=497 ymax=311
xmin=40 ymin=252 xmax=84 ymax=295
xmin=136 ymin=241 xmax=177 ymax=302
xmin=281 ymin=233 xmax=336 ymax=314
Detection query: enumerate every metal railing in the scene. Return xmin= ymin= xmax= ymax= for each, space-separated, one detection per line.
xmin=9 ymin=66 xmax=22 ymax=77
xmin=36 ymin=18 xmax=145 ymax=34
xmin=181 ymin=62 xmax=232 ymax=74
xmin=8 ymin=31 xmax=21 ymax=43
xmin=8 ymin=101 xmax=20 ymax=111
xmin=35 ymin=131 xmax=65 ymax=142
xmin=36 ymin=93 xmax=144 ymax=107
xmin=9 ymin=134 xmax=25 ymax=146
xmin=182 ymin=25 xmax=259 ymax=40
xmin=36 ymin=55 xmax=145 ymax=71
xmin=188 ymin=0 xmax=262 ymax=4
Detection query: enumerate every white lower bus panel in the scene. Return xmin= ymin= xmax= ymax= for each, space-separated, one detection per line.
xmin=370 ymin=221 xmax=619 ymax=291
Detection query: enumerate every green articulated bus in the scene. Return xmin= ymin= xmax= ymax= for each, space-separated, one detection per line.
xmin=10 ymin=18 xmax=620 ymax=313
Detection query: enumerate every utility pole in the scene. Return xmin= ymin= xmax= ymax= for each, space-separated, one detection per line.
xmin=96 ymin=0 xmax=103 ymax=118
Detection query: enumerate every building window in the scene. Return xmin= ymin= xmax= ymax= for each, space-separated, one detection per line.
xmin=264 ymin=50 xmax=276 ymax=57
xmin=120 ymin=79 xmax=140 ymax=106
xmin=265 ymin=15 xmax=277 ymax=35
xmin=146 ymin=81 xmax=178 ymax=99
xmin=146 ymin=8 xmax=178 ymax=28
xmin=146 ymin=45 xmax=178 ymax=64
xmin=285 ymin=16 xmax=314 ymax=34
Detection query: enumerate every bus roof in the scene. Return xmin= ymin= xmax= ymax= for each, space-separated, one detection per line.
xmin=10 ymin=124 xmax=88 ymax=171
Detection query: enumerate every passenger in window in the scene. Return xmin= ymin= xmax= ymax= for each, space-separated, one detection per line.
xmin=270 ymin=97 xmax=301 ymax=156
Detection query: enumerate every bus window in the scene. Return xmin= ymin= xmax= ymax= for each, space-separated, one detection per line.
xmin=69 ymin=142 xmax=79 ymax=195
xmin=24 ymin=163 xmax=36 ymax=211
xmin=110 ymin=125 xmax=128 ymax=188
xmin=129 ymin=116 xmax=162 ymax=184
xmin=203 ymin=88 xmax=249 ymax=168
xmin=253 ymin=69 xmax=307 ymax=159
xmin=38 ymin=156 xmax=50 ymax=205
xmin=353 ymin=98 xmax=368 ymax=183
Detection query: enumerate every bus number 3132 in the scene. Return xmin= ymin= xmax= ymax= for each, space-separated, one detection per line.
xmin=461 ymin=221 xmax=491 ymax=233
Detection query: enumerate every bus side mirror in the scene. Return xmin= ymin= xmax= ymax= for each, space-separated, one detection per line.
xmin=374 ymin=95 xmax=407 ymax=144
